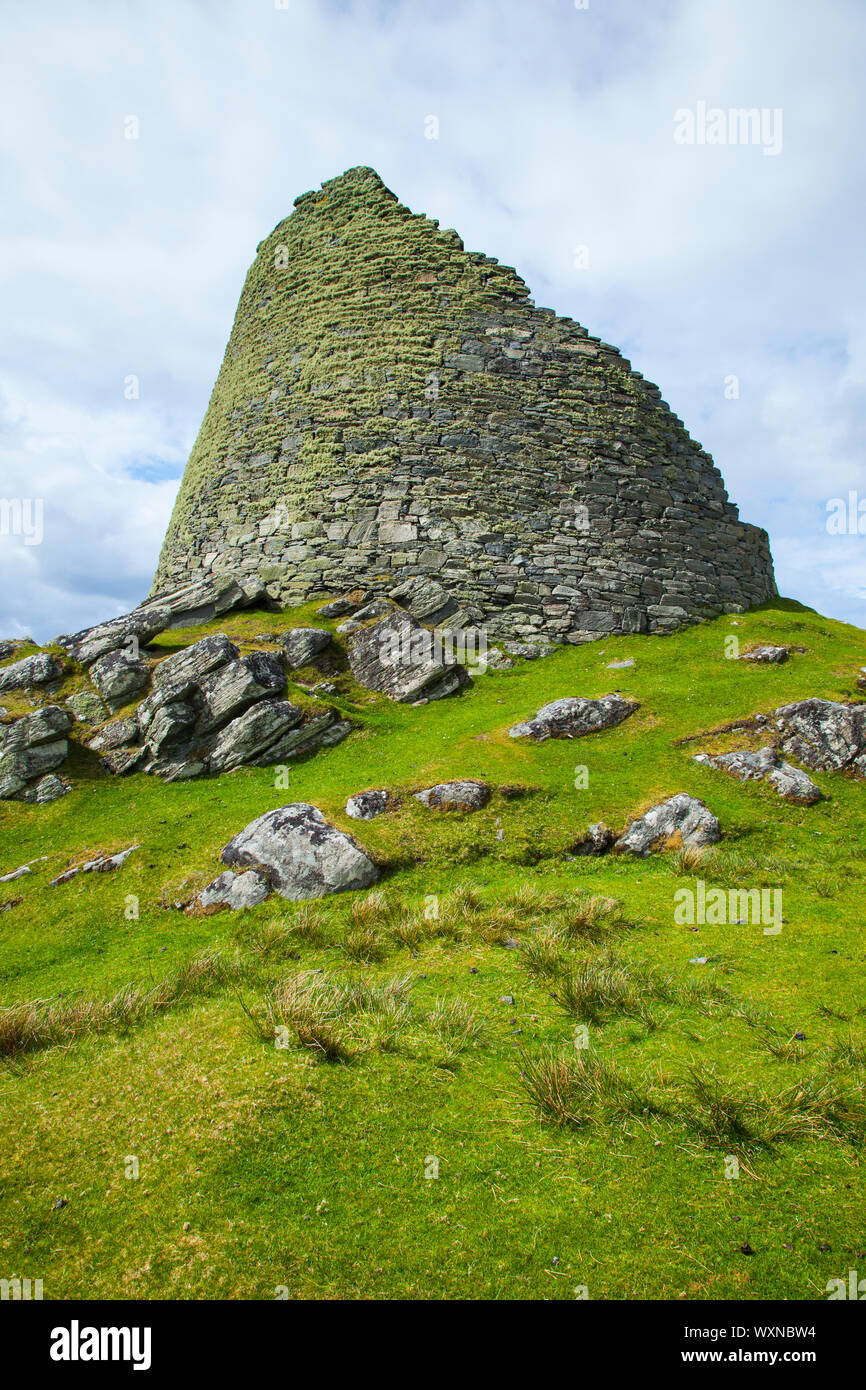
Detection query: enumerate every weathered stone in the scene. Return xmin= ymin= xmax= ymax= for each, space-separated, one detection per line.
xmin=21 ymin=773 xmax=69 ymax=804
xmin=100 ymin=747 xmax=148 ymax=776
xmin=220 ymin=803 xmax=379 ymax=900
xmin=509 ymin=694 xmax=638 ymax=741
xmin=50 ymin=844 xmax=139 ymax=885
xmin=773 ymin=699 xmax=866 ymax=775
xmin=503 ymin=643 xmax=555 ymax=661
xmin=56 ymin=606 xmax=172 ymax=666
xmin=317 ymin=590 xmax=371 ymax=618
xmin=65 ymin=690 xmax=109 ymax=723
xmin=345 ymin=788 xmax=391 ymax=820
xmin=693 ymin=746 xmax=822 ymax=804
xmin=197 ymin=869 xmax=270 ymax=911
xmin=414 ymin=780 xmax=491 ymax=810
xmin=143 ymin=573 xmax=266 ymax=629
xmin=89 ymin=649 xmax=150 ymax=710
xmin=208 ymin=698 xmax=305 ymax=772
xmin=0 ymin=652 xmax=64 ymax=691
xmin=280 ymin=627 xmax=332 ymax=668
xmin=741 ymin=645 xmax=788 ymax=664
xmin=152 ymin=633 xmax=239 ymax=689
xmin=193 ymin=652 xmax=286 ymax=734
xmin=614 ymin=793 xmax=721 ymax=855
xmin=347 ymin=604 xmax=470 ymax=703
xmin=572 ymin=821 xmax=615 ymax=855
xmin=88 ymin=718 xmax=138 ymax=752
xmin=0 ymin=707 xmax=73 ymax=799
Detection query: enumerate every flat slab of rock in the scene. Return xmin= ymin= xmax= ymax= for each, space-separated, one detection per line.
xmin=345 ymin=788 xmax=392 ymax=820
xmin=89 ymin=649 xmax=150 ymax=710
xmin=50 ymin=844 xmax=138 ymax=885
xmin=197 ymin=869 xmax=270 ymax=911
xmin=503 ymin=642 xmax=555 ymax=661
xmin=509 ymin=694 xmax=638 ymax=741
xmin=208 ymin=697 xmax=305 ymax=772
xmin=317 ymin=589 xmax=371 ymax=618
xmin=193 ymin=652 xmax=286 ymax=734
xmin=347 ymin=604 xmax=470 ymax=703
xmin=220 ymin=803 xmax=378 ymax=900
xmin=143 ymin=573 xmax=265 ymax=629
xmin=414 ymin=780 xmax=491 ymax=811
xmin=741 ymin=645 xmax=788 ymax=664
xmin=152 ymin=633 xmax=238 ymax=689
xmin=56 ymin=606 xmax=172 ymax=666
xmin=388 ymin=576 xmax=458 ymax=626
xmin=773 ymin=698 xmax=866 ymax=775
xmin=614 ymin=793 xmax=720 ymax=855
xmin=0 ymin=652 xmax=64 ymax=691
xmin=693 ymin=746 xmax=822 ymax=804
xmin=280 ymin=627 xmax=332 ymax=668
xmin=88 ymin=717 xmax=139 ymax=753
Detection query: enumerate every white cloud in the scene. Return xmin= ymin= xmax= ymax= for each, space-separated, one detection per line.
xmin=0 ymin=0 xmax=863 ymax=639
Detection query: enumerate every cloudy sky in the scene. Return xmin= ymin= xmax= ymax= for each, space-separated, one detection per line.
xmin=1 ymin=0 xmax=864 ymax=642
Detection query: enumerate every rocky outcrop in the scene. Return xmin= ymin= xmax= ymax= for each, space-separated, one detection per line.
xmin=509 ymin=694 xmax=638 ymax=741
xmin=740 ymin=645 xmax=788 ymax=664
xmin=347 ymin=603 xmax=470 ymax=702
xmin=49 ymin=845 xmax=138 ymax=886
xmin=280 ymin=627 xmax=332 ymax=668
xmin=614 ymin=793 xmax=720 ymax=855
xmin=216 ymin=803 xmax=379 ymax=901
xmin=0 ymin=705 xmax=73 ymax=800
xmin=345 ymin=788 xmax=392 ymax=820
xmin=414 ymin=780 xmax=491 ymax=810
xmin=89 ymin=648 xmax=151 ymax=710
xmin=84 ymin=632 xmax=354 ymax=782
xmin=0 ymin=652 xmax=64 ymax=692
xmin=56 ymin=607 xmax=172 ymax=666
xmin=773 ymin=699 xmax=866 ymax=776
xmin=142 ymin=573 xmax=266 ymax=630
xmin=693 ymin=746 xmax=822 ymax=804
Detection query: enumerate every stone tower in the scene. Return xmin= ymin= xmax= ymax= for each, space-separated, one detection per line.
xmin=153 ymin=166 xmax=776 ymax=643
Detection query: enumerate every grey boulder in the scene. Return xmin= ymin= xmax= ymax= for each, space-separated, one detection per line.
xmin=509 ymin=694 xmax=638 ymax=741
xmin=280 ymin=627 xmax=332 ymax=668
xmin=773 ymin=699 xmax=866 ymax=775
xmin=345 ymin=788 xmax=391 ymax=820
xmin=614 ymin=793 xmax=721 ymax=855
xmin=347 ymin=603 xmax=470 ymax=703
xmin=693 ymin=746 xmax=822 ymax=804
xmin=414 ymin=780 xmax=491 ymax=811
xmin=197 ymin=869 xmax=270 ymax=912
xmin=89 ymin=649 xmax=150 ymax=710
xmin=741 ymin=645 xmax=788 ymax=664
xmin=193 ymin=652 xmax=286 ymax=734
xmin=56 ymin=606 xmax=172 ymax=666
xmin=0 ymin=652 xmax=64 ymax=692
xmin=220 ymin=803 xmax=379 ymax=900
xmin=151 ymin=633 xmax=238 ymax=690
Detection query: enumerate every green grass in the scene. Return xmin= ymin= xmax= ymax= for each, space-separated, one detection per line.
xmin=0 ymin=597 xmax=865 ymax=1300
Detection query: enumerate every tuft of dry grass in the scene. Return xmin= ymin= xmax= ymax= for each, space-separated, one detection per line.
xmin=0 ymin=950 xmax=238 ymax=1059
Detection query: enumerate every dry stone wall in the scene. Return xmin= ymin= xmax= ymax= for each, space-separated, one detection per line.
xmin=153 ymin=166 xmax=776 ymax=643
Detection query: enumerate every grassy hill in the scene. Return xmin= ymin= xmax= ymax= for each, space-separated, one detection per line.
xmin=1 ymin=597 xmax=864 ymax=1300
